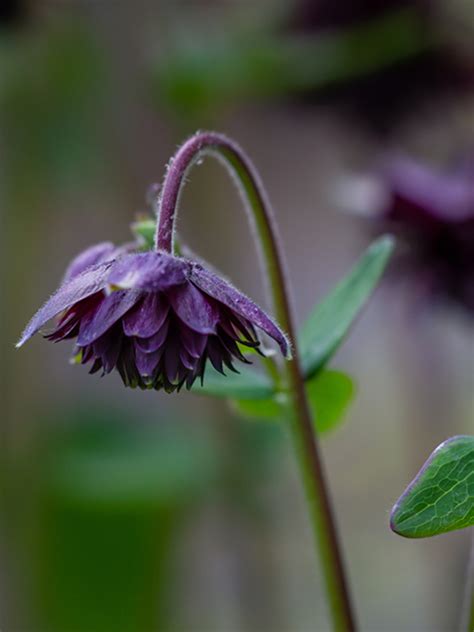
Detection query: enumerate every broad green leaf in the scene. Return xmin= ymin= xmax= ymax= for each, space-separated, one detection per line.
xmin=192 ymin=365 xmax=273 ymax=400
xmin=390 ymin=436 xmax=474 ymax=538
xmin=306 ymin=370 xmax=355 ymax=434
xmin=231 ymin=370 xmax=354 ymax=434
xmin=299 ymin=236 xmax=393 ymax=379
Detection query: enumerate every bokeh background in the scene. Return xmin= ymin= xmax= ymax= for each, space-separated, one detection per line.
xmin=2 ymin=1 xmax=474 ymax=630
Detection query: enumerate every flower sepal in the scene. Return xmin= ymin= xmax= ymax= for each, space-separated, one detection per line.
xmin=131 ymin=217 xmax=156 ymax=250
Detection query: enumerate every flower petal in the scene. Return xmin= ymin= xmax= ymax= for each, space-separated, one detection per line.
xmin=93 ymin=324 xmax=123 ymax=374
xmin=179 ymin=347 xmax=197 ymax=371
xmin=122 ymin=292 xmax=169 ymax=337
xmin=135 ymin=320 xmax=170 ymax=353
xmin=168 ymin=283 xmax=219 ymax=334
xmin=108 ymin=252 xmax=189 ymax=291
xmin=63 ymin=242 xmax=116 ymax=282
xmin=17 ymin=261 xmax=114 ymax=348
xmin=179 ymin=323 xmax=207 ymax=358
xmin=163 ymin=335 xmax=180 ymax=382
xmin=77 ymin=289 xmax=142 ymax=346
xmin=206 ymin=337 xmax=225 ymax=374
xmin=134 ymin=344 xmax=163 ymax=377
xmin=190 ymin=264 xmax=291 ymax=358
xmin=116 ymin=339 xmax=142 ymax=388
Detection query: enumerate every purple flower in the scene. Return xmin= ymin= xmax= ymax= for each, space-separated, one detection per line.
xmin=376 ymin=156 xmax=474 ymax=313
xmin=17 ymin=245 xmax=290 ymax=393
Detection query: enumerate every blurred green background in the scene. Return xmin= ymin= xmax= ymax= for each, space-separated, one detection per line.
xmin=1 ymin=1 xmax=474 ymax=630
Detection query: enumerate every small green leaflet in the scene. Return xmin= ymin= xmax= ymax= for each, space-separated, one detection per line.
xmin=306 ymin=370 xmax=355 ymax=434
xmin=131 ymin=219 xmax=156 ymax=249
xmin=390 ymin=436 xmax=474 ymax=538
xmin=299 ymin=236 xmax=393 ymax=379
xmin=192 ymin=365 xmax=273 ymax=400
xmin=232 ymin=397 xmax=282 ymax=420
xmin=232 ymin=370 xmax=355 ymax=435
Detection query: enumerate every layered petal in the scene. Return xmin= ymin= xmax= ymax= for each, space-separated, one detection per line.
xmin=108 ymin=252 xmax=190 ymax=291
xmin=179 ymin=323 xmax=207 ymax=359
xmin=135 ymin=320 xmax=169 ymax=353
xmin=17 ymin=261 xmax=114 ymax=348
xmin=168 ymin=283 xmax=219 ymax=334
xmin=63 ymin=242 xmax=116 ymax=282
xmin=77 ymin=289 xmax=142 ymax=346
xmin=190 ymin=263 xmax=291 ymax=358
xmin=92 ymin=324 xmax=123 ymax=374
xmin=122 ymin=292 xmax=169 ymax=337
xmin=134 ymin=344 xmax=163 ymax=377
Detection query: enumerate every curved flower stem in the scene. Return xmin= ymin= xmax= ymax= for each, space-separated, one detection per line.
xmin=459 ymin=530 xmax=474 ymax=632
xmin=156 ymin=131 xmax=356 ymax=631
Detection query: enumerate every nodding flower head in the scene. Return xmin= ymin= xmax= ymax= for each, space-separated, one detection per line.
xmin=17 ymin=243 xmax=290 ymax=393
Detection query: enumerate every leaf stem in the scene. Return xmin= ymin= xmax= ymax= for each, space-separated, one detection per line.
xmin=156 ymin=131 xmax=356 ymax=631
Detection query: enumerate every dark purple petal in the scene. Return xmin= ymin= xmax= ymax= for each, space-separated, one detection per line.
xmin=80 ymin=345 xmax=95 ymax=364
xmin=219 ymin=311 xmax=260 ymax=347
xmin=168 ymin=283 xmax=219 ymax=334
xmin=63 ymin=242 xmax=116 ymax=282
xmin=163 ymin=335 xmax=180 ymax=382
xmin=217 ymin=327 xmax=251 ymax=364
xmin=77 ymin=289 xmax=142 ymax=346
xmin=17 ymin=261 xmax=114 ymax=348
xmin=108 ymin=252 xmax=189 ymax=291
xmin=45 ymin=317 xmax=79 ymax=342
xmin=45 ymin=294 xmax=103 ymax=342
xmin=179 ymin=347 xmax=197 ymax=371
xmin=135 ymin=320 xmax=169 ymax=353
xmin=122 ymin=292 xmax=169 ymax=337
xmin=92 ymin=325 xmax=123 ymax=374
xmin=116 ymin=339 xmax=143 ymax=388
xmin=134 ymin=344 xmax=163 ymax=376
xmin=89 ymin=358 xmax=103 ymax=375
xmin=190 ymin=264 xmax=291 ymax=358
xmin=206 ymin=337 xmax=226 ymax=374
xmin=179 ymin=323 xmax=207 ymax=358
xmin=185 ymin=354 xmax=207 ymax=390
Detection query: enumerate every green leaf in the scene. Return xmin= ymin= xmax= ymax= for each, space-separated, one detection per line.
xmin=306 ymin=370 xmax=355 ymax=434
xmin=231 ymin=397 xmax=283 ymax=421
xmin=192 ymin=365 xmax=273 ymax=400
xmin=231 ymin=370 xmax=354 ymax=434
xmin=390 ymin=436 xmax=474 ymax=538
xmin=151 ymin=9 xmax=433 ymax=120
xmin=299 ymin=236 xmax=393 ymax=379
xmin=131 ymin=218 xmax=156 ymax=249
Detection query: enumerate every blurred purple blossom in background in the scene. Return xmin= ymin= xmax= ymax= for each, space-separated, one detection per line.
xmin=375 ymin=156 xmax=474 ymax=314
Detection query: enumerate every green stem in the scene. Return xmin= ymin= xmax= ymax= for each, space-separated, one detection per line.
xmin=156 ymin=131 xmax=356 ymax=631
xmin=460 ymin=529 xmax=474 ymax=632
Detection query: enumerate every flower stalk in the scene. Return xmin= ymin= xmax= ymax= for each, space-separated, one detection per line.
xmin=460 ymin=531 xmax=474 ymax=632
xmin=156 ymin=131 xmax=356 ymax=631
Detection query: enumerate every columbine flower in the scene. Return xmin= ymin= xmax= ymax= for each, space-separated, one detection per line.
xmin=17 ymin=244 xmax=289 ymax=393
xmin=375 ymin=156 xmax=474 ymax=313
